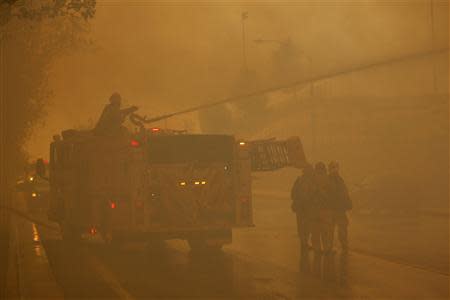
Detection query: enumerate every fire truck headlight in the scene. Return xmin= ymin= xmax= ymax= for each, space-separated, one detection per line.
xmin=29 ymin=176 xmax=34 ymax=182
xmin=31 ymin=192 xmax=37 ymax=198
xmin=180 ymin=182 xmax=186 ymax=186
xmin=194 ymin=181 xmax=200 ymax=185
xmin=201 ymin=181 xmax=206 ymax=185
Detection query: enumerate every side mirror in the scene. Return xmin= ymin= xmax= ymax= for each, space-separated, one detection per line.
xmin=36 ymin=158 xmax=46 ymax=178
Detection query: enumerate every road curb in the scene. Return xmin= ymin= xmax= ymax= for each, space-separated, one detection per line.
xmin=12 ymin=212 xmax=64 ymax=299
xmin=5 ymin=194 xmax=64 ymax=299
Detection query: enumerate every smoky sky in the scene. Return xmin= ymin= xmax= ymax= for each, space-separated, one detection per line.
xmin=25 ymin=0 xmax=448 ymax=158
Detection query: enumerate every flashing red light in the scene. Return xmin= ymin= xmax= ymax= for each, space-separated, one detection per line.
xmin=151 ymin=128 xmax=161 ymax=132
xmin=110 ymin=202 xmax=116 ymax=209
xmin=90 ymin=227 xmax=97 ymax=235
xmin=130 ymin=139 xmax=140 ymax=147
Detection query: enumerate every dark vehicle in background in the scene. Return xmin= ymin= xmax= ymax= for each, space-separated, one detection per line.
xmin=16 ymin=159 xmax=50 ymax=212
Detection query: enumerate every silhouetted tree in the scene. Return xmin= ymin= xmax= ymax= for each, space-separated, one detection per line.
xmin=1 ymin=0 xmax=96 ymax=178
xmin=0 ymin=1 xmax=96 ymax=290
xmin=1 ymin=0 xmax=96 ymax=25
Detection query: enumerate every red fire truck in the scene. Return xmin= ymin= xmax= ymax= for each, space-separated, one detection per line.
xmin=44 ymin=116 xmax=306 ymax=250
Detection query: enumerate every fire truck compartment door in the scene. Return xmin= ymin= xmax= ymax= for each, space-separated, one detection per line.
xmin=148 ymin=164 xmax=234 ymax=228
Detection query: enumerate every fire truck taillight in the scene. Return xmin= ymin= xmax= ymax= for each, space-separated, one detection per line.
xmin=90 ymin=227 xmax=97 ymax=235
xmin=151 ymin=128 xmax=160 ymax=132
xmin=110 ymin=202 xmax=116 ymax=209
xmin=130 ymin=139 xmax=140 ymax=147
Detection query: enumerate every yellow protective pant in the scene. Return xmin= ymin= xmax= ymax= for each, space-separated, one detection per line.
xmin=296 ymin=214 xmax=311 ymax=248
xmin=298 ymin=210 xmax=335 ymax=252
xmin=319 ymin=209 xmax=335 ymax=252
xmin=334 ymin=212 xmax=349 ymax=250
xmin=310 ymin=218 xmax=322 ymax=252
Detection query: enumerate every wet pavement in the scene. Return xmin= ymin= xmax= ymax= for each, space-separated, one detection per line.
xmin=10 ymin=191 xmax=450 ymax=299
xmin=38 ymin=231 xmax=344 ymax=299
xmin=5 ymin=194 xmax=62 ymax=299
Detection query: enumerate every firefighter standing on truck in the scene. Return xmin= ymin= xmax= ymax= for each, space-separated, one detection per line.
xmin=328 ymin=161 xmax=352 ymax=253
xmin=94 ymin=92 xmax=138 ymax=135
xmin=291 ymin=163 xmax=315 ymax=252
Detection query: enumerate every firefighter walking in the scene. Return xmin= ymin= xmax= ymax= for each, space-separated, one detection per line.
xmin=291 ymin=162 xmax=333 ymax=254
xmin=328 ymin=161 xmax=352 ymax=252
xmin=291 ymin=164 xmax=315 ymax=251
xmin=292 ymin=161 xmax=349 ymax=255
xmin=314 ymin=162 xmax=334 ymax=255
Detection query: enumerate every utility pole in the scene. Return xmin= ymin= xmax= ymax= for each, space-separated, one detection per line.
xmin=310 ymin=82 xmax=316 ymax=157
xmin=0 ymin=29 xmax=8 ymax=289
xmin=429 ymin=0 xmax=437 ymax=93
xmin=0 ymin=30 xmax=5 ymax=211
xmin=241 ymin=12 xmax=249 ymax=72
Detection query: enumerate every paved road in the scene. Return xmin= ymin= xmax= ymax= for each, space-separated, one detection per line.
xmin=251 ymin=189 xmax=449 ymax=275
xmin=23 ymin=190 xmax=449 ymax=299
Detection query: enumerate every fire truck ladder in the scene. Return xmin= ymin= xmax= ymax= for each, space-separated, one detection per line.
xmin=249 ymin=137 xmax=306 ymax=171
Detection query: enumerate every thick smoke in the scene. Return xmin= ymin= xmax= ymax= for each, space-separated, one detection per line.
xmin=25 ymin=1 xmax=448 ymax=213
